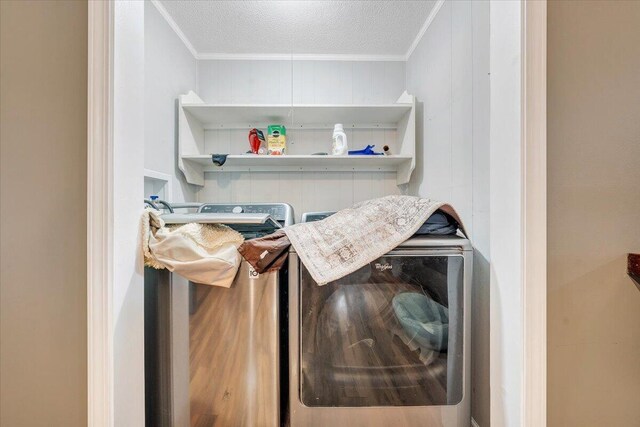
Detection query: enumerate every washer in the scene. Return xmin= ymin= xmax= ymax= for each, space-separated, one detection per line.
xmin=288 ymin=212 xmax=472 ymax=427
xmin=145 ymin=202 xmax=293 ymax=427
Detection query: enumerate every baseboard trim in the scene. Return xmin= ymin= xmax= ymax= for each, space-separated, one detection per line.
xmin=471 ymin=418 xmax=480 ymax=427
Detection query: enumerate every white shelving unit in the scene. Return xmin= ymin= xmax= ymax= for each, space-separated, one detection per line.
xmin=178 ymin=91 xmax=416 ymax=186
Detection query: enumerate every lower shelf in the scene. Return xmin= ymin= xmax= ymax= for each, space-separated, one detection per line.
xmin=182 ymin=154 xmax=413 ymax=172
xmin=179 ymin=154 xmax=414 ymax=186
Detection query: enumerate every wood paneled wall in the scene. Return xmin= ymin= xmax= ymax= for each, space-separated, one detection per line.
xmin=197 ymin=59 xmax=406 ymax=105
xmin=195 ymin=59 xmax=407 ymax=217
xmin=145 ymin=1 xmax=198 ymax=203
xmin=199 ymin=171 xmax=401 ymax=221
xmin=406 ymin=2 xmax=490 ymax=425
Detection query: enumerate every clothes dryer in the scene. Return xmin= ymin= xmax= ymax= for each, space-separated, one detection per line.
xmin=288 ymin=212 xmax=472 ymax=427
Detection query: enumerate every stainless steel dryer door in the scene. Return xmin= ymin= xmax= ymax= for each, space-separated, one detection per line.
xmin=298 ymin=251 xmax=464 ymax=408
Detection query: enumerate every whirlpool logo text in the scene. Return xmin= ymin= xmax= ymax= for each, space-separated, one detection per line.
xmin=374 ymin=263 xmax=393 ymax=272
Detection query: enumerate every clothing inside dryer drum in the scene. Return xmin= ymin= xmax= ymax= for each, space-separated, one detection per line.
xmin=392 ymin=293 xmax=449 ymax=364
xmin=299 ymin=254 xmax=464 ymax=407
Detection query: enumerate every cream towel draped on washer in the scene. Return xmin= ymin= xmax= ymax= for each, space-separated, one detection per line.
xmin=141 ymin=208 xmax=244 ymax=287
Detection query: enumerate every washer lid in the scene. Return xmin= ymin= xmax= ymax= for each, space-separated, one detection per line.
xmin=160 ymin=212 xmax=283 ymax=231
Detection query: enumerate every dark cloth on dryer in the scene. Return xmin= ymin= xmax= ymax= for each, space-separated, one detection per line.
xmin=414 ymin=209 xmax=459 ymax=235
xmin=238 ymin=229 xmax=291 ymax=273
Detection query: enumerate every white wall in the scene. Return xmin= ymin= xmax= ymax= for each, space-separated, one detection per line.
xmin=0 ymin=2 xmax=87 ymax=425
xmin=548 ymin=2 xmax=640 ymax=425
xmin=196 ymin=59 xmax=406 ymax=217
xmin=197 ymin=59 xmax=405 ymax=105
xmin=489 ymin=1 xmax=523 ymax=425
xmin=198 ymin=170 xmax=401 ymax=220
xmin=113 ymin=1 xmax=145 ymax=425
xmin=146 ymin=7 xmax=491 ymax=424
xmin=143 ymin=4 xmax=408 ymax=213
xmin=406 ymin=2 xmax=490 ymax=426
xmin=145 ymin=1 xmax=198 ymax=202
xmin=470 ymin=2 xmax=491 ymax=426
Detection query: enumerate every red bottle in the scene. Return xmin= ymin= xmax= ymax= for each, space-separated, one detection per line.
xmin=248 ymin=128 xmax=265 ymax=154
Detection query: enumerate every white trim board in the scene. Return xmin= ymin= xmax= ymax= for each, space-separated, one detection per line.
xmin=489 ymin=0 xmax=547 ymax=426
xmin=87 ymin=1 xmax=114 ymax=426
xmin=405 ymin=0 xmax=445 ymax=59
xmin=196 ymin=53 xmax=406 ymax=62
xmin=150 ymin=0 xmax=444 ymax=62
xmin=150 ymin=0 xmax=197 ymax=57
xmin=471 ymin=418 xmax=481 ymax=427
xmin=523 ymin=1 xmax=547 ymax=425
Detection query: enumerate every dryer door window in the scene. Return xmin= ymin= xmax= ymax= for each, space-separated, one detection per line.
xmin=299 ymin=254 xmax=464 ymax=407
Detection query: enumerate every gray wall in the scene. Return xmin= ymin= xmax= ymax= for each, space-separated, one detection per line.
xmin=547 ymin=1 xmax=640 ymax=425
xmin=145 ymin=1 xmax=198 ymax=203
xmin=0 ymin=1 xmax=88 ymax=426
xmin=406 ymin=2 xmax=490 ymax=425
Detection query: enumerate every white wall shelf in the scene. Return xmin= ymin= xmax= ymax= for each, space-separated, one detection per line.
xmin=178 ymin=91 xmax=416 ymax=186
xmin=144 ymin=169 xmax=172 ymax=200
xmin=182 ymin=103 xmax=412 ymax=128
xmin=182 ymin=154 xmax=413 ymax=173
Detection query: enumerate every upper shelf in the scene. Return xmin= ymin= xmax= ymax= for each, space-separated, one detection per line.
xmin=181 ymin=103 xmax=413 ymax=128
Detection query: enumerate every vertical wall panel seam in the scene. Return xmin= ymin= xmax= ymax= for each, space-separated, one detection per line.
xmin=471 ymin=2 xmax=476 ymax=237
xmin=450 ymin=4 xmax=454 ymax=199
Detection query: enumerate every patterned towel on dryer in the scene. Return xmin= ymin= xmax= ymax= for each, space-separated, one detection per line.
xmin=284 ymin=195 xmax=466 ymax=285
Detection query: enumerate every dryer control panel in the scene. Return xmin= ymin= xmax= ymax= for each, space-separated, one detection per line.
xmin=199 ymin=203 xmax=294 ymax=227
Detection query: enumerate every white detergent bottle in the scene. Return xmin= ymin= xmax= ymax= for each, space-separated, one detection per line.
xmin=332 ymin=124 xmax=348 ymax=155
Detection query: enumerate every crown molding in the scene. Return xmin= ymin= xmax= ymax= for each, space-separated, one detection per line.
xmin=151 ymin=0 xmax=443 ymax=63
xmin=404 ymin=0 xmax=445 ymax=60
xmin=195 ymin=53 xmax=405 ymax=62
xmin=150 ymin=0 xmax=198 ymax=58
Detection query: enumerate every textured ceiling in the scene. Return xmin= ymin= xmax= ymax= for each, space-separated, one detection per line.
xmin=158 ymin=0 xmax=437 ymax=56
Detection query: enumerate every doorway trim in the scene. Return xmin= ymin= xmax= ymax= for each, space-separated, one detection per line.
xmin=522 ymin=1 xmax=547 ymax=425
xmin=87 ymin=1 xmax=114 ymax=426
xmin=87 ymin=1 xmax=548 ymax=425
xmin=489 ymin=0 xmax=547 ymax=426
